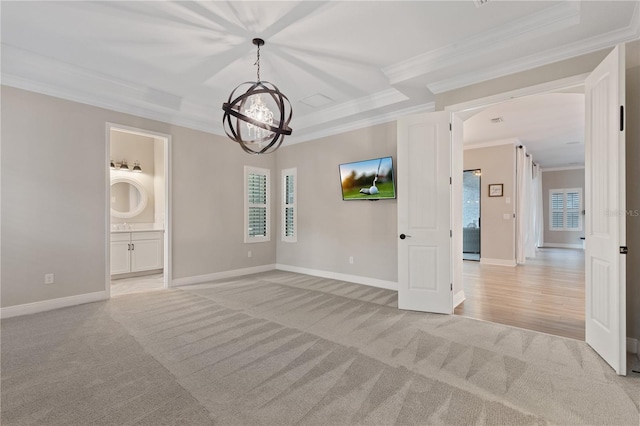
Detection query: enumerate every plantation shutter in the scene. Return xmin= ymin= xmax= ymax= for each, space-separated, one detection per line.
xmin=566 ymin=190 xmax=580 ymax=229
xmin=551 ymin=191 xmax=564 ymax=229
xmin=244 ymin=166 xmax=270 ymax=242
xmin=549 ymin=188 xmax=582 ymax=231
xmin=282 ymin=168 xmax=297 ymax=242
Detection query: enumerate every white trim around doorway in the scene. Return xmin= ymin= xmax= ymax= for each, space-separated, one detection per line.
xmin=105 ymin=123 xmax=172 ymax=296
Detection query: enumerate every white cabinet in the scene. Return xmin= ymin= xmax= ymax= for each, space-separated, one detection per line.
xmin=111 ymin=231 xmax=163 ymax=275
xmin=111 ymin=235 xmax=132 ymax=275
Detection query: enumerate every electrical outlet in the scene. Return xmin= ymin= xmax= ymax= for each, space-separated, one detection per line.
xmin=349 ymin=256 xmax=354 ymax=264
xmin=248 ymin=251 xmax=252 ymax=258
xmin=44 ymin=273 xmax=54 ymax=284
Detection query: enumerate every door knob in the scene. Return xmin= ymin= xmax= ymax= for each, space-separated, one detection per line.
xmin=399 ymin=233 xmax=411 ymax=240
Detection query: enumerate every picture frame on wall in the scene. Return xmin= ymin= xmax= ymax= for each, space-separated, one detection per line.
xmin=488 ymin=184 xmax=503 ymax=197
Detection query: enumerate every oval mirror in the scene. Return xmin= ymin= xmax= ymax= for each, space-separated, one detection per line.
xmin=110 ymin=177 xmax=148 ymax=219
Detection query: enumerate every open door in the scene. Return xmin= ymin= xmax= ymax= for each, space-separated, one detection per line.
xmin=397 ymin=111 xmax=453 ymax=313
xmin=585 ymin=44 xmax=626 ymax=375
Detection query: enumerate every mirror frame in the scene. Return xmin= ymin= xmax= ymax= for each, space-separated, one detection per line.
xmin=110 ymin=176 xmax=148 ymax=219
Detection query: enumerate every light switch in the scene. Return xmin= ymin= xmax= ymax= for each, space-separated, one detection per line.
xmin=503 ymin=213 xmax=511 ymax=220
xmin=505 ymin=197 xmax=511 ymax=204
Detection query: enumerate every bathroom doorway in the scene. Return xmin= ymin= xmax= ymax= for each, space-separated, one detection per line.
xmin=106 ymin=123 xmax=171 ymax=297
xmin=463 ymin=169 xmax=481 ymax=261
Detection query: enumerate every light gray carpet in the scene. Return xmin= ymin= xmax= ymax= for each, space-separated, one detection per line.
xmin=2 ymin=270 xmax=639 ymax=425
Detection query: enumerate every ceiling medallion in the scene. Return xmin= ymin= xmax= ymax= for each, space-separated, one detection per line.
xmin=222 ymin=38 xmax=293 ymax=155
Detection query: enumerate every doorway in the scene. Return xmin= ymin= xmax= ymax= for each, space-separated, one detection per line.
xmin=453 ymin=90 xmax=587 ymax=341
xmin=399 ymin=45 xmax=626 ymax=374
xmin=106 ymin=123 xmax=171 ymax=297
xmin=462 ymin=169 xmax=481 ymax=261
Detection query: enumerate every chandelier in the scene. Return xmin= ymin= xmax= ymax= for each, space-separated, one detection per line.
xmin=222 ymin=38 xmax=293 ymax=154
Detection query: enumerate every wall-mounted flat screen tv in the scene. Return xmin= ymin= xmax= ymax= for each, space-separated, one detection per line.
xmin=339 ymin=156 xmax=396 ymax=200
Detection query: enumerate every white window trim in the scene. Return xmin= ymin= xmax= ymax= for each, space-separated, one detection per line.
xmin=549 ymin=188 xmax=583 ymax=232
xmin=244 ymin=166 xmax=270 ymax=243
xmin=282 ymin=168 xmax=297 ymax=243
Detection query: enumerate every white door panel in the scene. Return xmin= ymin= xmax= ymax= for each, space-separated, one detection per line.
xmin=131 ymin=239 xmax=163 ymax=272
xmin=585 ymin=44 xmax=626 ymax=375
xmin=398 ymin=111 xmax=452 ymax=314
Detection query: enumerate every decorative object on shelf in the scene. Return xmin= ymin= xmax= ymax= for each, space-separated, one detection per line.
xmin=132 ymin=161 xmax=142 ymax=173
xmin=489 ymin=183 xmax=503 ymax=197
xmin=119 ymin=160 xmax=130 ymax=171
xmin=222 ymin=38 xmax=292 ymax=155
xmin=110 ymin=160 xmax=116 ymax=169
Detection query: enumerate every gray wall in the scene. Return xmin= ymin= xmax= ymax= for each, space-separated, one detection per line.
xmin=276 ymin=123 xmax=398 ymax=283
xmin=541 ymin=169 xmax=585 ymax=246
xmin=1 ymin=86 xmax=275 ymax=308
xmin=463 ymin=144 xmax=516 ymax=263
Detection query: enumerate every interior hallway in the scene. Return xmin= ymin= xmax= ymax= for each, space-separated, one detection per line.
xmin=455 ymin=248 xmax=585 ymax=340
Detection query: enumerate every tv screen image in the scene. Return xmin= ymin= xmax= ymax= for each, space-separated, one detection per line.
xmin=339 ymin=156 xmax=396 ymax=200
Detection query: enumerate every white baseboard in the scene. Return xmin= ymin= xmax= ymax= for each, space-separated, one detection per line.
xmin=541 ymin=243 xmax=583 ymax=249
xmin=171 ymin=264 xmax=276 ymax=287
xmin=480 ymin=258 xmax=517 ymax=267
xmin=453 ymin=290 xmax=465 ymax=308
xmin=628 ymin=337 xmax=639 ymax=354
xmin=0 ymin=290 xmax=108 ymax=319
xmin=275 ymin=264 xmax=398 ymax=291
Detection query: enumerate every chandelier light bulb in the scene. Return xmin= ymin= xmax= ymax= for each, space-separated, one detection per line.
xmin=245 ymin=95 xmax=274 ymax=141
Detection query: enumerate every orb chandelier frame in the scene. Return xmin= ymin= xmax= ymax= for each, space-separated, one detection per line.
xmin=222 ymin=38 xmax=293 ymax=155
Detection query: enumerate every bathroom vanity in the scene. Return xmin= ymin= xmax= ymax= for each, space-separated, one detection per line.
xmin=111 ymin=229 xmax=164 ymax=276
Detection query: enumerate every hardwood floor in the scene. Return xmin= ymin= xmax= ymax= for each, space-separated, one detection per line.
xmin=454 ymin=248 xmax=585 ymax=340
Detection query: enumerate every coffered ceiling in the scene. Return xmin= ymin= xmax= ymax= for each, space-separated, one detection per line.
xmin=2 ymin=1 xmax=639 ymax=154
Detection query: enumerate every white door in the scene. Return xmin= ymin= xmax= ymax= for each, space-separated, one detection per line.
xmin=585 ymin=44 xmax=626 ymax=375
xmin=397 ymin=111 xmax=452 ymax=313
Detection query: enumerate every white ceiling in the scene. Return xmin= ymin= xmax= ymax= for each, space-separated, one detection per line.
xmin=2 ymin=1 xmax=639 ymax=162
xmin=463 ymin=92 xmax=586 ymax=169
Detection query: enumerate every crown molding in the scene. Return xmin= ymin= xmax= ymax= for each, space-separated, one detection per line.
xmin=292 ymin=88 xmax=408 ymax=129
xmin=383 ymin=2 xmax=581 ymax=85
xmin=2 ymin=42 xmax=432 ymax=144
xmin=1 ymin=43 xmax=415 ymax=143
xmin=541 ymin=165 xmax=585 ymax=172
xmin=286 ymin=102 xmax=435 ymax=145
xmin=1 ymin=44 xmax=222 ymax=134
xmin=463 ymin=138 xmax=519 ymax=151
xmin=428 ymin=5 xmax=640 ymax=94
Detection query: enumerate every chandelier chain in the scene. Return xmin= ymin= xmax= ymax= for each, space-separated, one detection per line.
xmin=255 ymin=43 xmax=261 ymax=82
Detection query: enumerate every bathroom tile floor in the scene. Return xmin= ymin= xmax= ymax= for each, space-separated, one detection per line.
xmin=111 ymin=273 xmax=164 ymax=297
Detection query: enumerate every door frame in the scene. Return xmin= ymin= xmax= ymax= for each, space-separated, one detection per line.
xmin=443 ymin=67 xmax=629 ymax=374
xmin=444 ymin=73 xmax=589 ymax=292
xmin=105 ymin=123 xmax=172 ymax=296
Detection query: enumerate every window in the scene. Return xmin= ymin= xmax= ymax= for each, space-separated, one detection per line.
xmin=549 ymin=188 xmax=582 ymax=231
xmin=282 ymin=168 xmax=297 ymax=242
xmin=244 ymin=166 xmax=270 ymax=243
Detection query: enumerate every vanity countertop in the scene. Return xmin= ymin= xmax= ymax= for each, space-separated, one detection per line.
xmin=111 ymin=228 xmax=164 ymax=234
